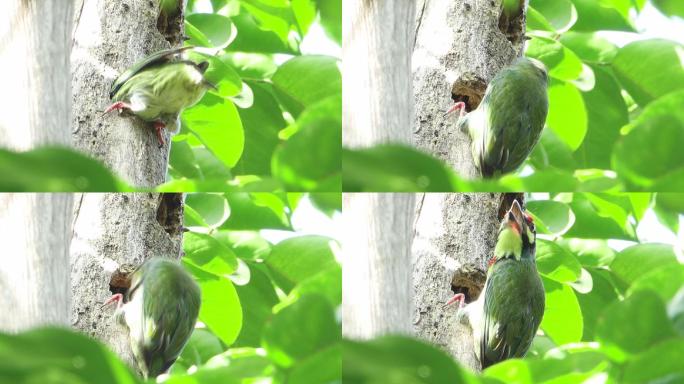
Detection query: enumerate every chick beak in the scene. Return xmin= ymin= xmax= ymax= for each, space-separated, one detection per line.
xmin=507 ymin=200 xmax=525 ymax=235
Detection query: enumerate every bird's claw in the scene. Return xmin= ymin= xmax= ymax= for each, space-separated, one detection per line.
xmin=102 ymin=101 xmax=129 ymax=116
xmin=153 ymin=121 xmax=166 ymax=148
xmin=101 ymin=293 xmax=124 ymax=310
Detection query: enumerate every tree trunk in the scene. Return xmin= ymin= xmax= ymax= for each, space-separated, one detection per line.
xmin=342 ymin=0 xmax=416 ymax=146
xmin=0 ymin=1 xmax=73 ymax=148
xmin=71 ymin=0 xmax=186 ymax=187
xmin=412 ymin=193 xmax=502 ymax=371
xmin=412 ymin=0 xmax=526 ymax=178
xmin=0 ymin=1 xmax=74 ymax=332
xmin=0 ymin=194 xmax=73 ymax=331
xmin=70 ymin=192 xmax=184 ymax=373
xmin=342 ymin=193 xmax=415 ymax=339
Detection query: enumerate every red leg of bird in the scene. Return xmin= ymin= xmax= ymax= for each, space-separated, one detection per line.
xmin=101 ymin=293 xmax=123 ymax=310
xmin=442 ymin=293 xmax=465 ymax=309
xmin=445 ymin=101 xmax=467 ymax=118
xmin=153 ymin=120 xmax=166 ymax=148
xmin=487 ymin=256 xmax=497 ymax=268
xmin=103 ymin=101 xmax=131 ymax=115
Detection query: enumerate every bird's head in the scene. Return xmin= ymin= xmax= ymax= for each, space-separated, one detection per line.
xmin=494 ymin=200 xmax=536 ymax=261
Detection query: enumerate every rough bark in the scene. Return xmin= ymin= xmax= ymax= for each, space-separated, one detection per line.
xmin=342 ymin=193 xmax=415 ymax=339
xmin=0 ymin=194 xmax=73 ymax=331
xmin=70 ymin=193 xmax=184 ymax=374
xmin=412 ymin=193 xmax=501 ymax=371
xmin=342 ymin=0 xmax=416 ymax=146
xmin=0 ymin=1 xmax=73 ymax=148
xmin=71 ymin=0 xmax=186 ymax=187
xmin=412 ymin=0 xmax=526 ymax=178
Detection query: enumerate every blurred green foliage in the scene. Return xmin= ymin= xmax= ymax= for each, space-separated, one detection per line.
xmin=344 ymin=0 xmax=684 ymax=192
xmin=0 ymin=192 xmax=341 ymax=383
xmin=344 ymin=192 xmax=684 ymax=383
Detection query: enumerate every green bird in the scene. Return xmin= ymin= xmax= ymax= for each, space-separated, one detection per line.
xmin=447 ymin=57 xmax=548 ymax=177
xmin=103 ymin=258 xmax=201 ymax=378
xmin=445 ymin=200 xmax=544 ymax=369
xmin=104 ymin=46 xmax=216 ymax=147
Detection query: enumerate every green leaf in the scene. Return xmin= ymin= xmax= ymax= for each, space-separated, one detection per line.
xmin=563 ymin=194 xmax=635 ymax=240
xmin=0 ymin=328 xmax=140 ymax=383
xmin=288 ymin=344 xmax=341 ymax=384
xmin=264 ymin=235 xmax=338 ymax=293
xmin=240 ymin=0 xmax=295 ymax=44
xmin=262 ymin=295 xmax=339 ymax=368
xmin=183 ymin=93 xmax=245 ymax=169
xmin=222 ymin=192 xmax=292 ymax=230
xmin=0 ymin=147 xmax=121 ymax=192
xmin=526 ymin=200 xmax=575 ymax=235
xmin=563 ymin=239 xmax=616 ymax=267
xmin=576 ymin=268 xmax=619 ymax=340
xmin=185 ymin=193 xmax=230 ymax=228
xmin=596 ymin=290 xmax=676 ymax=355
xmin=284 ymin=264 xmax=342 ymax=307
xmin=537 ymin=239 xmax=582 ymax=283
xmin=186 ymin=13 xmax=234 ymax=48
xmin=528 ymin=0 xmax=577 ymax=32
xmin=541 ymin=277 xmax=584 ymax=344
xmin=271 ymin=55 xmax=341 ymax=117
xmin=343 ymin=336 xmax=477 ymax=384
xmin=211 ymin=230 xmax=272 ymax=260
xmin=177 ymin=329 xmax=225 ymax=368
xmin=314 ymin=0 xmax=341 ymax=44
xmin=612 ymin=39 xmax=684 ymax=107
xmin=569 ymin=0 xmax=635 ymax=32
xmin=227 ymin=9 xmax=298 ymax=54
xmin=574 ymin=64 xmax=628 ymax=169
xmin=499 ymin=169 xmax=580 ymax=191
xmin=233 ymin=82 xmax=285 ymax=176
xmin=529 ymin=128 xmax=577 ymax=171
xmin=651 ymin=0 xmax=684 ymax=18
xmin=183 ymin=232 xmax=239 ymax=275
xmin=343 ymin=145 xmax=458 ymax=192
xmin=559 ymin=32 xmax=618 ymax=64
xmin=233 ymin=263 xmax=279 ymax=347
xmin=623 ymin=339 xmax=684 ymax=384
xmin=611 ymin=243 xmax=679 ymax=287
xmin=527 ymin=36 xmax=583 ymax=81
xmin=546 ymin=79 xmax=588 ymax=150
xmin=309 ymin=192 xmax=342 ymax=216
xmin=169 ymin=138 xmax=202 ymax=179
xmin=185 ymin=262 xmax=243 ymax=347
xmin=291 ymin=0 xmax=316 ymax=37
xmin=613 ymin=90 xmax=684 ymax=189
xmin=628 ymin=264 xmax=684 ymax=302
xmin=272 ymin=95 xmax=341 ymax=191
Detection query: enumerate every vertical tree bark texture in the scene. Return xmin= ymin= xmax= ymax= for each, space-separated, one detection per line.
xmin=342 ymin=193 xmax=415 ymax=339
xmin=0 ymin=1 xmax=73 ymax=149
xmin=0 ymin=194 xmax=73 ymax=331
xmin=412 ymin=0 xmax=525 ymax=178
xmin=70 ymin=193 xmax=184 ymax=373
xmin=71 ymin=0 xmax=185 ymax=187
xmin=412 ymin=193 xmax=501 ymax=370
xmin=342 ymin=0 xmax=416 ymax=146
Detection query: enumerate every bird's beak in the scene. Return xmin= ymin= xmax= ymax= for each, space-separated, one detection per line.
xmin=507 ymin=200 xmax=525 ymax=234
xmin=204 ymin=80 xmax=218 ymax=90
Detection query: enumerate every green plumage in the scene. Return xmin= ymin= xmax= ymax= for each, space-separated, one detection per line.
xmin=460 ymin=201 xmax=544 ymax=369
xmin=461 ymin=57 xmax=548 ymax=177
xmin=109 ymin=46 xmax=213 ymax=135
xmin=118 ymin=258 xmax=201 ymax=378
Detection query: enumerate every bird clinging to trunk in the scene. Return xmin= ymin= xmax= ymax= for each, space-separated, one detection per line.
xmin=103 ymin=258 xmax=201 ymax=379
xmin=104 ymin=46 xmax=216 ymax=147
xmin=445 ymin=200 xmax=545 ymax=369
xmin=448 ymin=57 xmax=549 ymax=178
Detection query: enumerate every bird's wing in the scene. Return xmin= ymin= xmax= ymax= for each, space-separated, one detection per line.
xmin=141 ymin=261 xmax=201 ymax=377
xmin=109 ymin=46 xmax=195 ymax=99
xmin=481 ymin=260 xmax=542 ymax=368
